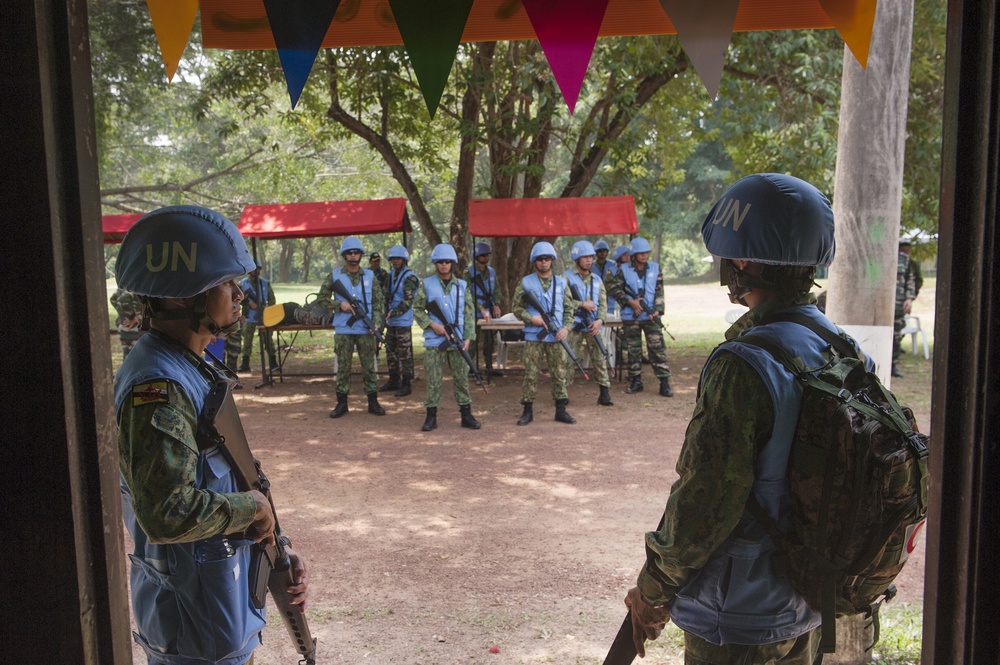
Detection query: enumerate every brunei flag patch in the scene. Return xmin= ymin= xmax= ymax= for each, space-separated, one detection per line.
xmin=132 ymin=381 xmax=170 ymax=407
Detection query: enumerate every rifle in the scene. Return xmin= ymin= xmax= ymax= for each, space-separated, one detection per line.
xmin=622 ymin=285 xmax=676 ymax=341
xmin=331 ymin=277 xmax=391 ymax=350
xmin=471 ymin=271 xmax=496 ymax=312
xmin=426 ymin=298 xmax=489 ymax=395
xmin=521 ymin=288 xmax=590 ymax=381
xmin=567 ymin=282 xmax=616 ymax=378
xmin=200 ymin=380 xmax=318 ymax=665
xmin=602 ymin=611 xmax=637 ymax=665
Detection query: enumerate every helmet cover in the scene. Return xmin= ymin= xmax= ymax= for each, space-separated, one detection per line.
xmin=431 ymin=243 xmax=459 ymax=263
xmin=571 ymin=240 xmax=596 ymax=261
xmin=530 ymin=241 xmax=557 ymax=262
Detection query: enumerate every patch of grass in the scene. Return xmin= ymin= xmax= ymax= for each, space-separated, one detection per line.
xmin=870 ymin=603 xmax=923 ymax=664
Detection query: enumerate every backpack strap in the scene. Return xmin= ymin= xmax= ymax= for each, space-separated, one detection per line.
xmin=760 ymin=311 xmax=861 ymax=360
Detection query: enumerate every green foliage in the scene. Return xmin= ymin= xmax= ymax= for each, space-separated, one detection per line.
xmin=660 ymin=238 xmax=713 ymax=279
xmin=871 ymin=603 xmax=923 ymax=664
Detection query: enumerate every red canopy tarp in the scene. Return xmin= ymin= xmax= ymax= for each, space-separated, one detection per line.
xmin=238 ymin=198 xmax=410 ymax=239
xmin=468 ymin=196 xmax=638 ymax=238
xmin=103 ymin=213 xmax=143 ymax=244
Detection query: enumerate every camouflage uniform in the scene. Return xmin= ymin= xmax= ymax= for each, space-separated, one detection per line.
xmin=239 ymin=275 xmax=277 ymax=369
xmin=636 ymin=294 xmax=824 ymax=665
xmin=565 ymin=271 xmax=611 ymax=388
xmin=413 ymin=276 xmax=476 ymax=408
xmin=606 ymin=260 xmax=671 ymax=381
xmin=892 ymin=252 xmax=918 ymax=368
xmin=316 ymin=269 xmax=385 ymax=395
xmin=467 ymin=263 xmax=503 ymax=371
xmin=384 ymin=269 xmax=420 ymax=381
xmin=512 ymin=277 xmax=578 ymax=403
xmin=110 ymin=288 xmax=144 ymax=360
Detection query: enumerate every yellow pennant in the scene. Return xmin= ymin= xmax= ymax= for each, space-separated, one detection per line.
xmin=818 ymin=0 xmax=879 ymax=68
xmin=146 ymin=0 xmax=199 ymax=81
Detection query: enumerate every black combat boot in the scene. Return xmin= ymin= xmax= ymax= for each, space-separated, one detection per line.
xmin=460 ymin=404 xmax=481 ymax=429
xmin=516 ymin=402 xmax=533 ymax=426
xmin=268 ymin=354 xmax=279 ymax=370
xmin=238 ymin=357 xmax=251 ymax=373
xmin=394 ymin=375 xmax=412 ymax=397
xmin=421 ymin=407 xmax=438 ymax=431
xmin=329 ymin=392 xmax=349 ymax=418
xmin=598 ymin=385 xmax=614 ymax=406
xmin=554 ymin=398 xmax=576 ymax=424
xmin=659 ymin=377 xmax=674 ymax=397
xmin=625 ymin=377 xmax=644 ymax=394
xmin=367 ymin=392 xmax=386 ymax=416
xmin=379 ymin=374 xmax=401 ymax=392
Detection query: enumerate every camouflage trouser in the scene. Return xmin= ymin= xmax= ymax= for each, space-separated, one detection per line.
xmin=423 ymin=346 xmax=471 ymax=408
xmin=335 ymin=333 xmax=379 ymax=394
xmin=240 ymin=321 xmax=275 ymax=363
xmin=520 ymin=341 xmax=571 ymax=403
xmin=622 ymin=321 xmax=670 ymax=380
xmin=567 ymin=329 xmax=610 ymax=387
xmin=225 ymin=330 xmax=242 ymax=368
xmin=892 ymin=308 xmax=906 ymax=363
xmin=384 ymin=325 xmax=415 ymax=378
xmin=469 ymin=321 xmax=497 ymax=368
xmin=683 ymin=627 xmax=822 ymax=665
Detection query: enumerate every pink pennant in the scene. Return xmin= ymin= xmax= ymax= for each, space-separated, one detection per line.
xmin=658 ymin=0 xmax=740 ymax=98
xmin=522 ymin=0 xmax=610 ymax=114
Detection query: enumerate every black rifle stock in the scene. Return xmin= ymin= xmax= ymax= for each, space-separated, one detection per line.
xmin=522 ymin=288 xmax=590 ymax=380
xmin=426 ymin=299 xmax=489 ymax=394
xmin=622 ymin=285 xmax=676 ymax=341
xmin=201 ymin=381 xmax=318 ymax=665
xmin=567 ymin=282 xmax=616 ymax=378
xmin=331 ymin=278 xmax=387 ymax=347
xmin=602 ymin=611 xmax=638 ymax=665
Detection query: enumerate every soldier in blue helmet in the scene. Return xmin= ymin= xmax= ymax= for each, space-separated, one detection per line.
xmin=593 ymin=239 xmax=619 ymax=315
xmin=624 ymin=174 xmax=867 ymax=665
xmin=379 ymin=245 xmax=420 ymax=396
xmin=237 ymin=262 xmax=278 ymax=373
xmin=564 ymin=240 xmax=613 ymax=405
xmin=113 ymin=206 xmax=309 ymax=665
xmin=466 ymin=241 xmax=504 ymax=377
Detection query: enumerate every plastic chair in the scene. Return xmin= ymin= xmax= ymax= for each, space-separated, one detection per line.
xmin=900 ymin=315 xmax=930 ymax=359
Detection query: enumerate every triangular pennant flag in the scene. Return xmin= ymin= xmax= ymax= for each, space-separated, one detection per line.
xmin=262 ymin=0 xmax=342 ymax=108
xmin=522 ymin=0 xmax=610 ymax=114
xmin=818 ymin=0 xmax=879 ymax=68
xmin=388 ymin=0 xmax=474 ymax=117
xmin=658 ymin=0 xmax=740 ymax=98
xmin=146 ymin=0 xmax=199 ymax=82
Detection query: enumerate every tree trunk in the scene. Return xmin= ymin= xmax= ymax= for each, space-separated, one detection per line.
xmin=826 ymin=0 xmax=915 ymax=391
xmin=302 ymin=238 xmax=313 ymax=283
xmin=279 ymin=239 xmax=293 ymax=283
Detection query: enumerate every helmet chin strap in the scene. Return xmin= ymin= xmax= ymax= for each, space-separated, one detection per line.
xmin=144 ymin=293 xmax=241 ymax=338
xmin=723 ymin=260 xmax=753 ymax=306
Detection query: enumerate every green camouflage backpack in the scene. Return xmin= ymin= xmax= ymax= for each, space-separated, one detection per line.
xmin=740 ymin=312 xmax=930 ymax=654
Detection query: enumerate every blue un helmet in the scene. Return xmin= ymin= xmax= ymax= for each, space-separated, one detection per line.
xmin=594 ymin=239 xmax=610 ymax=252
xmin=530 ymin=241 xmax=557 ymax=262
xmin=474 ymin=242 xmax=492 ymax=258
xmin=115 ymin=205 xmax=255 ymax=334
xmin=629 ymin=237 xmax=653 ymax=254
xmin=611 ymin=245 xmax=630 ymax=262
xmin=431 ymin=243 xmax=459 ymax=263
xmin=339 ymin=236 xmax=365 ymax=255
xmin=388 ymin=245 xmax=410 ymax=261
xmin=570 ymin=240 xmax=596 ymax=261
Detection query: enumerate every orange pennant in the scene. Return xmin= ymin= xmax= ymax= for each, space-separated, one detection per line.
xmin=817 ymin=0 xmax=879 ymax=68
xmin=146 ymin=0 xmax=199 ymax=81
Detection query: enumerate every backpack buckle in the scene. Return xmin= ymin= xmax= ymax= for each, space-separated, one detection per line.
xmin=836 ymin=388 xmax=854 ymax=403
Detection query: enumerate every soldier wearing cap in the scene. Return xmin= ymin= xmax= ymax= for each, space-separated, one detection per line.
xmin=379 ymin=245 xmax=420 ymax=396
xmin=624 ymin=174 xmax=870 ymax=664
xmin=512 ymin=241 xmax=579 ymax=425
xmin=892 ymin=239 xmax=920 ymax=378
xmin=316 ymin=237 xmax=387 ymax=418
xmin=565 ymin=240 xmax=613 ymax=406
xmin=607 ymin=237 xmax=673 ymax=397
xmin=413 ymin=244 xmax=481 ymax=431
xmin=113 ymin=206 xmax=309 ymax=664
xmin=236 ymin=262 xmax=278 ymax=373
xmin=466 ymin=241 xmax=504 ymax=377
xmin=369 ymin=251 xmax=389 ymax=292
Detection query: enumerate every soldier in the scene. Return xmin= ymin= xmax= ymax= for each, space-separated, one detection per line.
xmin=110 ymin=287 xmax=144 ymax=360
xmin=593 ymin=239 xmax=619 ymax=315
xmin=237 ymin=262 xmax=278 ymax=372
xmin=466 ymin=241 xmax=504 ymax=377
xmin=369 ymin=251 xmax=389 ymax=292
xmin=564 ymin=241 xmax=613 ymax=406
xmin=892 ymin=239 xmax=919 ymax=378
xmin=413 ymin=244 xmax=481 ymax=431
xmin=512 ymin=241 xmax=578 ymax=425
xmin=607 ymin=237 xmax=672 ymax=397
xmin=113 ymin=206 xmax=308 ymax=664
xmin=379 ymin=245 xmax=419 ymax=396
xmin=624 ymin=173 xmax=853 ymax=664
xmin=317 ymin=237 xmax=386 ymax=418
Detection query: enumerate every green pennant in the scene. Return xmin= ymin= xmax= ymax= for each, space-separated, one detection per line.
xmin=388 ymin=0 xmax=474 ymax=117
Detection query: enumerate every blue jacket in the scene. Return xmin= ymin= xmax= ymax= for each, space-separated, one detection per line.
xmin=467 ymin=265 xmax=497 ymax=319
xmin=115 ymin=334 xmax=264 ymax=664
xmin=239 ymin=276 xmax=270 ymax=325
xmin=331 ymin=267 xmax=376 ymax=335
xmin=618 ymin=261 xmax=658 ymax=322
xmin=422 ymin=275 xmax=467 ymax=348
xmin=595 ymin=260 xmax=618 ymax=313
xmin=521 ymin=273 xmax=567 ymax=342
xmin=563 ymin=271 xmax=603 ymax=330
xmin=385 ymin=268 xmax=415 ymax=328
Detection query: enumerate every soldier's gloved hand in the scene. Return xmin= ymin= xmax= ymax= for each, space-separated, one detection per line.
xmin=245 ymin=489 xmax=276 ymax=546
xmin=625 ymin=587 xmax=670 ymax=658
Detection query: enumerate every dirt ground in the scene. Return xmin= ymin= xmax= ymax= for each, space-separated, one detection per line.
xmin=124 ymin=337 xmax=928 ymax=665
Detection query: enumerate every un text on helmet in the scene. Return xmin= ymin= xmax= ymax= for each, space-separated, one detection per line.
xmin=146 ymin=242 xmax=198 ymax=273
xmin=711 ymin=198 xmax=751 ymax=232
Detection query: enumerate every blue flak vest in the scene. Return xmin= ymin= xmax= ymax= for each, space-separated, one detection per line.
xmin=422 ymin=276 xmax=467 ymax=348
xmin=239 ymin=277 xmax=270 ymax=325
xmin=563 ymin=271 xmax=602 ymax=330
xmin=522 ymin=273 xmax=566 ymax=342
xmin=618 ymin=261 xmax=658 ymax=322
xmin=331 ymin=267 xmax=376 ymax=335
xmin=385 ymin=268 xmax=415 ymax=328
xmin=114 ymin=334 xmax=264 ymax=665
xmin=595 ymin=260 xmax=618 ymax=312
xmin=467 ymin=265 xmax=497 ymax=319
xmin=670 ymin=304 xmax=868 ymax=647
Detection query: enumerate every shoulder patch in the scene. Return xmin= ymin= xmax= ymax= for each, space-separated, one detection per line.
xmin=132 ymin=381 xmax=170 ymax=407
